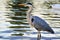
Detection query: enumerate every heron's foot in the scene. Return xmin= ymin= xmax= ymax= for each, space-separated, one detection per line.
xmin=37 ymin=31 xmax=41 ymax=40
xmin=37 ymin=34 xmax=41 ymax=40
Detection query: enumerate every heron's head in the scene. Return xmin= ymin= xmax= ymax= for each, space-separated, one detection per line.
xmin=18 ymin=3 xmax=33 ymax=7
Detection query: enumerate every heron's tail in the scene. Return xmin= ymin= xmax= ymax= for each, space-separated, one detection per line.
xmin=50 ymin=29 xmax=54 ymax=34
xmin=48 ymin=28 xmax=54 ymax=34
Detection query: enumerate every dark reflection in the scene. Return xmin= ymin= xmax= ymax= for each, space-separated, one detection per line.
xmin=9 ymin=26 xmax=30 ymax=28
xmin=15 ymin=12 xmax=26 ymax=16
xmin=6 ymin=0 xmax=31 ymax=36
xmin=9 ymin=21 xmax=28 ymax=24
xmin=12 ymin=33 xmax=24 ymax=36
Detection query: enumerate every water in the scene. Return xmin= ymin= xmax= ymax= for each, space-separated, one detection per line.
xmin=0 ymin=0 xmax=60 ymax=40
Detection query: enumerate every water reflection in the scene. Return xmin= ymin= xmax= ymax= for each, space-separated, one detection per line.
xmin=0 ymin=0 xmax=32 ymax=40
xmin=7 ymin=0 xmax=30 ymax=36
xmin=0 ymin=0 xmax=60 ymax=40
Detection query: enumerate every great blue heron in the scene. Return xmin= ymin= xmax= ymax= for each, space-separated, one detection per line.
xmin=19 ymin=3 xmax=54 ymax=40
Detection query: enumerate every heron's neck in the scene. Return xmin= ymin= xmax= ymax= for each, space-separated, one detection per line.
xmin=26 ymin=6 xmax=32 ymax=23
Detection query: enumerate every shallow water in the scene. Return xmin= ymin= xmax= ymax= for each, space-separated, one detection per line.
xmin=0 ymin=0 xmax=60 ymax=40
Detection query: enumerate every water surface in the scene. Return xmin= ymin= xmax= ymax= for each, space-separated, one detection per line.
xmin=0 ymin=0 xmax=60 ymax=40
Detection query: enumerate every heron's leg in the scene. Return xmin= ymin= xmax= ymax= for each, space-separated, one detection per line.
xmin=37 ymin=31 xmax=41 ymax=40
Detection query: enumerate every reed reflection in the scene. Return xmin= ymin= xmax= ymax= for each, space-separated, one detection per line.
xmin=6 ymin=0 xmax=30 ymax=36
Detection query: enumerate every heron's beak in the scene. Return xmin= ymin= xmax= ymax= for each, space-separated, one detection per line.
xmin=18 ymin=4 xmax=25 ymax=7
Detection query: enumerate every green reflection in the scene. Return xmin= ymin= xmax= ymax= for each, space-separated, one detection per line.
xmin=7 ymin=0 xmax=32 ymax=36
xmin=12 ymin=33 xmax=24 ymax=36
xmin=9 ymin=21 xmax=28 ymax=24
xmin=15 ymin=12 xmax=26 ymax=16
xmin=9 ymin=26 xmax=29 ymax=28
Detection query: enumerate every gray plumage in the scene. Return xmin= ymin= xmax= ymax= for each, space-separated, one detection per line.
xmin=31 ymin=16 xmax=54 ymax=34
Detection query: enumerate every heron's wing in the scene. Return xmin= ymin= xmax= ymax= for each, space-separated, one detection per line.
xmin=31 ymin=16 xmax=54 ymax=34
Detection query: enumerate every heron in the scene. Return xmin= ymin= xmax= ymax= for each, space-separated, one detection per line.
xmin=19 ymin=3 xmax=54 ymax=40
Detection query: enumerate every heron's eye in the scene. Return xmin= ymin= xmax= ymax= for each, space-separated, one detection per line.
xmin=31 ymin=18 xmax=34 ymax=22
